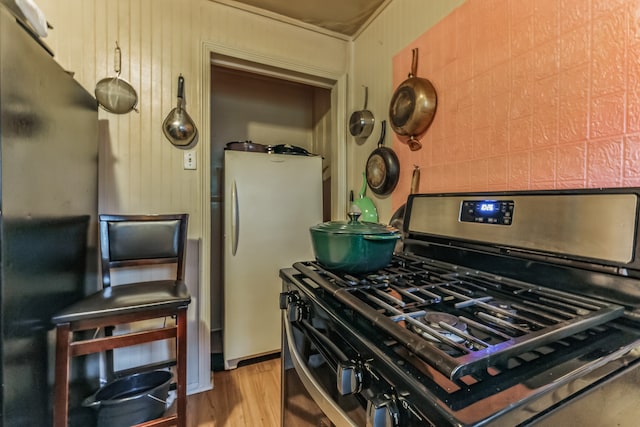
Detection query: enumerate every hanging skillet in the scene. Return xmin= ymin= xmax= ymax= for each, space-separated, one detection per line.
xmin=389 ymin=48 xmax=437 ymax=151
xmin=163 ymin=74 xmax=198 ymax=147
xmin=95 ymin=42 xmax=139 ymax=114
xmin=366 ymin=120 xmax=399 ymax=196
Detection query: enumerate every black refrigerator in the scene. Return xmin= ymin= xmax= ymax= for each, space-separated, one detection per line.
xmin=0 ymin=3 xmax=99 ymax=426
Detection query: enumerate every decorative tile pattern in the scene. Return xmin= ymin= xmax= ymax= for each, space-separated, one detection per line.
xmin=530 ymin=146 xmax=557 ymax=182
xmin=488 ymin=155 xmax=509 ymax=187
xmin=557 ymin=142 xmax=587 ymax=180
xmin=559 ymin=0 xmax=591 ymax=33
xmin=590 ymin=91 xmax=626 ymax=138
xmin=559 ymin=93 xmax=589 ymax=142
xmin=392 ymin=0 xmax=640 ymax=202
xmin=623 ymin=134 xmax=640 ymax=176
xmin=587 ymin=137 xmax=624 ymax=186
xmin=559 ymin=25 xmax=590 ymax=70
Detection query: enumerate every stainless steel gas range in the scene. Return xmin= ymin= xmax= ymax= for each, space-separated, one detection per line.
xmin=280 ymin=189 xmax=640 ymax=427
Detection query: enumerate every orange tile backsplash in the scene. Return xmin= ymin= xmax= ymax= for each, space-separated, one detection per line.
xmin=392 ymin=0 xmax=640 ymax=209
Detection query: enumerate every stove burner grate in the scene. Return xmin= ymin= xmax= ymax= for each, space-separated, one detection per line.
xmin=294 ymin=254 xmax=626 ymax=380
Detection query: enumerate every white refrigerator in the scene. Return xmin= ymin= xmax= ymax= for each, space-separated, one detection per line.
xmin=223 ymin=150 xmax=323 ymax=369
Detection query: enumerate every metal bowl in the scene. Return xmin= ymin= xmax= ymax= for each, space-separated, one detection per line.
xmin=83 ymin=370 xmax=172 ymax=427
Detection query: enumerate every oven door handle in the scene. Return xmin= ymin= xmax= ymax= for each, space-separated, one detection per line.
xmin=299 ymin=319 xmax=365 ymax=396
xmin=283 ymin=312 xmax=360 ymax=427
xmin=299 ymin=319 xmax=349 ymax=367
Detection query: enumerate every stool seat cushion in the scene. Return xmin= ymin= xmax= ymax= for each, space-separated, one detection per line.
xmin=51 ymin=281 xmax=191 ymax=324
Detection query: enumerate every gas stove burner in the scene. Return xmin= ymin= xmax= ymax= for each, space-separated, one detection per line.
xmin=485 ymin=301 xmax=516 ymax=319
xmin=424 ymin=312 xmax=462 ymax=328
xmin=478 ymin=300 xmax=532 ymax=331
xmin=416 ymin=312 xmax=468 ymax=343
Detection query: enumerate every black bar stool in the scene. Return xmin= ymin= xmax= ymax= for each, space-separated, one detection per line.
xmin=52 ymin=214 xmax=191 ymax=427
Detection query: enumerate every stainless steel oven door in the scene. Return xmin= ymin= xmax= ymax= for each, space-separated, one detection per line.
xmin=281 ymin=309 xmax=364 ymax=427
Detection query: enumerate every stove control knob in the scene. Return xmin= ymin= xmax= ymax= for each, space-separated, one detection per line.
xmin=366 ymin=396 xmax=399 ymax=427
xmin=279 ymin=291 xmax=306 ymax=322
xmin=288 ymin=303 xmax=303 ymax=322
xmin=278 ymin=291 xmax=298 ymax=310
xmin=337 ymin=362 xmax=363 ymax=395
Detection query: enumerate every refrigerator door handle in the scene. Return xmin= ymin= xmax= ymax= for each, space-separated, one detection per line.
xmin=231 ymin=180 xmax=239 ymax=255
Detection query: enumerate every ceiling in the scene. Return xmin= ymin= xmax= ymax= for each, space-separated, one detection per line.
xmin=215 ymin=0 xmax=389 ymax=37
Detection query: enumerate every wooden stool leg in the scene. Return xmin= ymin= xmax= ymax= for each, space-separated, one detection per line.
xmin=176 ymin=308 xmax=188 ymax=427
xmin=53 ymin=323 xmax=71 ymax=427
xmin=105 ymin=325 xmax=115 ymax=381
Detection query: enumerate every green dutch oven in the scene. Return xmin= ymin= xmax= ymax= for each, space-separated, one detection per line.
xmin=309 ymin=212 xmax=400 ymax=274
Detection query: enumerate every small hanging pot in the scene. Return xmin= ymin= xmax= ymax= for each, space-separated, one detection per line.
xmin=163 ymin=74 xmax=198 ymax=147
xmin=366 ymin=120 xmax=399 ymax=196
xmin=389 ymin=48 xmax=437 ymax=151
xmin=349 ymin=86 xmax=375 ymax=139
xmin=94 ymin=42 xmax=139 ymax=115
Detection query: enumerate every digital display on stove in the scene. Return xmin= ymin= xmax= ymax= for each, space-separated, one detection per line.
xmin=477 ymin=202 xmax=499 ymax=213
xmin=460 ymin=200 xmax=514 ymax=225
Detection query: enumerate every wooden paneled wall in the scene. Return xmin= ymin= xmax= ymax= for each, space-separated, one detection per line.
xmin=36 ymin=0 xmax=348 ymax=393
xmin=37 ymin=0 xmax=347 ymax=225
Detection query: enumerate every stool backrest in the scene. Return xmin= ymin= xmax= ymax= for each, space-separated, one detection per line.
xmin=99 ymin=214 xmax=189 ymax=287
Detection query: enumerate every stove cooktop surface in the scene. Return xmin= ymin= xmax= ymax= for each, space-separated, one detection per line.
xmin=284 ymin=253 xmax=640 ymax=425
xmin=293 ymin=253 xmax=632 ymax=380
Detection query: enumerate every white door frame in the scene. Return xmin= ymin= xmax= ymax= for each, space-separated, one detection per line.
xmin=193 ymin=41 xmax=347 ymax=392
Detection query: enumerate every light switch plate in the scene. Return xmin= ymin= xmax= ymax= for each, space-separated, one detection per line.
xmin=184 ymin=151 xmax=196 ymax=170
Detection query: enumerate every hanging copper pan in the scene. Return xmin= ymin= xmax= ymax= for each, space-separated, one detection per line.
xmin=388 ymin=48 xmax=437 ymax=151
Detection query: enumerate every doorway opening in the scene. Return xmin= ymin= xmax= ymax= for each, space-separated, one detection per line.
xmin=207 ymin=55 xmax=341 ymax=364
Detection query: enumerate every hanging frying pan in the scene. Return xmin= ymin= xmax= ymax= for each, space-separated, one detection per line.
xmin=366 ymin=121 xmax=399 ymax=196
xmin=94 ymin=42 xmax=139 ymax=114
xmin=349 ymin=86 xmax=374 ymax=139
xmin=389 ymin=48 xmax=437 ymax=151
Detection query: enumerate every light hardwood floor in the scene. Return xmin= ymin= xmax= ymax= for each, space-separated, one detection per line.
xmin=186 ymin=356 xmax=281 ymax=427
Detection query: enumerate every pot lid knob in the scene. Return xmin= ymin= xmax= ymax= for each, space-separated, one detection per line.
xmin=347 ymin=211 xmax=362 ymax=224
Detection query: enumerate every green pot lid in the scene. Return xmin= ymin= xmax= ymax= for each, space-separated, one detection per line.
xmin=310 ymin=212 xmax=399 ymax=235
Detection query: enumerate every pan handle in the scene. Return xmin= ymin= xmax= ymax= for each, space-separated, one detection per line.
xmin=377 ymin=120 xmax=387 ymax=148
xmin=177 ymin=75 xmax=184 ymax=99
xmin=231 ymin=180 xmax=239 ymax=256
xmin=407 ymin=135 xmax=422 ymax=151
xmin=409 ymin=48 xmax=418 ymax=78
xmin=411 ymin=165 xmax=420 ymax=194
xmin=114 ymin=41 xmax=122 ymax=75
xmin=363 ymin=85 xmax=369 ymax=110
